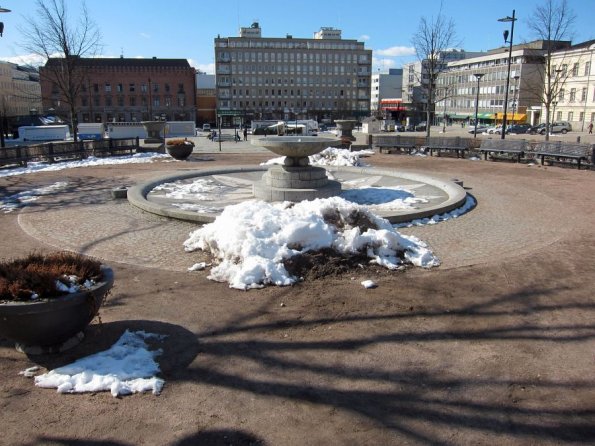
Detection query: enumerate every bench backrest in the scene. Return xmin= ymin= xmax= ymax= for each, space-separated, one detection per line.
xmin=373 ymin=134 xmax=421 ymax=147
xmin=0 ymin=146 xmax=26 ymax=161
xmin=535 ymin=141 xmax=591 ymax=157
xmin=426 ymin=136 xmax=465 ymax=148
xmin=480 ymin=139 xmax=526 ymax=150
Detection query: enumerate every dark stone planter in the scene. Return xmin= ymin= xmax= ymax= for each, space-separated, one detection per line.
xmin=0 ymin=266 xmax=114 ymax=354
xmin=166 ymin=144 xmax=194 ymax=160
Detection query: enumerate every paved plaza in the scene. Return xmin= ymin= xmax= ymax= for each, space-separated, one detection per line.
xmin=1 ymin=136 xmax=594 ymax=445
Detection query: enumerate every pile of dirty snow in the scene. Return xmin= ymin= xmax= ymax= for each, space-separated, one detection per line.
xmin=184 ymin=196 xmax=439 ymax=290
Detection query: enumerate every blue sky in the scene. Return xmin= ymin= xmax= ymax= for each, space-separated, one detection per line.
xmin=0 ymin=0 xmax=593 ymax=73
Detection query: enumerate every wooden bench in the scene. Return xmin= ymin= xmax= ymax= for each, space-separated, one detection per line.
xmin=26 ymin=141 xmax=86 ymax=163
xmin=479 ymin=139 xmax=527 ymax=163
xmin=87 ymin=137 xmax=139 ymax=157
xmin=373 ymin=135 xmax=418 ymax=154
xmin=425 ymin=137 xmax=468 ymax=158
xmin=535 ymin=141 xmax=593 ymax=170
xmin=0 ymin=146 xmax=28 ymax=168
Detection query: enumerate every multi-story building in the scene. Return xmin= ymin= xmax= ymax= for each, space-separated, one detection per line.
xmin=371 ymin=68 xmax=402 ymax=115
xmin=40 ymin=57 xmax=196 ymax=124
xmin=546 ymin=40 xmax=595 ymax=131
xmin=214 ymin=23 xmax=372 ymax=127
xmin=436 ymin=40 xmax=570 ymax=126
xmin=0 ymin=61 xmax=42 ymax=118
xmin=196 ymin=71 xmax=216 ymax=126
xmin=402 ymin=50 xmax=483 ymax=125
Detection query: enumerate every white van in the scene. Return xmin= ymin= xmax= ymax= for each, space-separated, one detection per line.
xmin=202 ymin=123 xmax=211 ymax=132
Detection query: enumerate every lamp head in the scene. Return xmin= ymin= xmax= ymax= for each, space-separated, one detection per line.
xmin=474 ymin=73 xmax=485 ymax=81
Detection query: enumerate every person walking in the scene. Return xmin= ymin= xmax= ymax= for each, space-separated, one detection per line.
xmin=243 ymin=127 xmax=248 ymax=141
xmin=588 ymin=121 xmax=593 ymax=134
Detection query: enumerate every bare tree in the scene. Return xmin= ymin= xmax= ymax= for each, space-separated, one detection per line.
xmin=19 ymin=0 xmax=101 ymax=141
xmin=411 ymin=11 xmax=458 ymax=137
xmin=527 ymin=0 xmax=576 ymax=140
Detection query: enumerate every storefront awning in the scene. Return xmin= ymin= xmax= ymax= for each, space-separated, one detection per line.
xmin=450 ymin=113 xmax=471 ymax=119
xmin=495 ymin=113 xmax=527 ymax=121
xmin=477 ymin=113 xmax=495 ymax=119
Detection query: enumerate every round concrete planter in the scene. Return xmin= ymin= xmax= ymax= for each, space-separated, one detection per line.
xmin=0 ymin=266 xmax=114 ymax=354
xmin=166 ymin=143 xmax=194 ymax=160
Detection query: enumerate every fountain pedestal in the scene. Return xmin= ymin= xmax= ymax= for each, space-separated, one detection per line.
xmin=141 ymin=121 xmax=166 ymax=144
xmin=252 ymin=136 xmax=342 ymax=202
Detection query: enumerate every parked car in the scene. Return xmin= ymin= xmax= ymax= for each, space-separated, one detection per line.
xmin=528 ymin=121 xmax=572 ymax=135
xmin=527 ymin=123 xmax=546 ymax=134
xmin=505 ymin=124 xmax=532 ymax=134
xmin=414 ymin=121 xmax=427 ymax=132
xmin=467 ymin=125 xmax=490 ymax=134
xmin=486 ymin=125 xmax=502 ymax=134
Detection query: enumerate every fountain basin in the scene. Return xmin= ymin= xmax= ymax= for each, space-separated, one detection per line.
xmin=252 ymin=136 xmax=341 ymax=158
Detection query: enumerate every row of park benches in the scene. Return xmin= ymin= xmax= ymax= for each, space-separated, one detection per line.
xmin=372 ymin=135 xmax=594 ymax=170
xmin=0 ymin=137 xmax=141 ymax=168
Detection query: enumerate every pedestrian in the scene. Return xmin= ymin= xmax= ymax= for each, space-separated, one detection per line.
xmin=588 ymin=121 xmax=593 ymax=134
xmin=243 ymin=127 xmax=248 ymax=141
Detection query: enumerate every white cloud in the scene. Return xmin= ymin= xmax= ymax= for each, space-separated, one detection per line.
xmin=189 ymin=60 xmax=215 ymax=74
xmin=0 ymin=53 xmax=48 ymax=67
xmin=372 ymin=57 xmax=399 ymax=73
xmin=375 ymin=46 xmax=416 ymax=57
xmin=359 ymin=34 xmax=370 ymax=41
xmin=139 ymin=32 xmax=150 ymax=39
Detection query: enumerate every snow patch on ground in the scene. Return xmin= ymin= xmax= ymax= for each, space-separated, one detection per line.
xmin=34 ymin=330 xmax=165 ymax=397
xmin=0 ymin=181 xmax=69 ymax=213
xmin=0 ymin=152 xmax=168 ymax=178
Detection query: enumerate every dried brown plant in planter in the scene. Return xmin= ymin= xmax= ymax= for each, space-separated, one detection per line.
xmin=0 ymin=252 xmax=102 ymax=302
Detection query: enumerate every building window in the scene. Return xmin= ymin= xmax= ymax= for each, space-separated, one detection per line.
xmin=153 ymin=97 xmax=160 ymax=107
xmin=93 ymin=96 xmax=100 ymax=107
xmin=117 ymin=83 xmax=123 ymax=93
xmin=579 ymin=112 xmax=584 ymax=122
xmin=129 ymin=97 xmax=136 ymax=106
xmin=569 ymin=88 xmax=576 ymax=102
xmin=117 ymin=96 xmax=124 ymax=107
xmin=93 ymin=83 xmax=99 ymax=93
xmin=81 ymin=97 xmax=88 ymax=106
xmin=585 ymin=62 xmax=591 ymax=76
xmin=178 ymin=83 xmax=184 ymax=93
xmin=165 ymin=97 xmax=171 ymax=107
xmin=129 ymin=83 xmax=135 ymax=92
xmin=581 ymin=87 xmax=587 ymax=102
xmin=164 ymin=83 xmax=170 ymax=93
xmin=153 ymin=83 xmax=159 ymax=93
xmin=572 ymin=63 xmax=579 ymax=76
xmin=141 ymin=83 xmax=147 ymax=93
xmin=105 ymin=96 xmax=112 ymax=106
xmin=556 ymin=111 xmax=562 ymax=120
xmin=568 ymin=111 xmax=573 ymax=121
xmin=558 ymin=89 xmax=565 ymax=101
xmin=105 ymin=83 xmax=111 ymax=93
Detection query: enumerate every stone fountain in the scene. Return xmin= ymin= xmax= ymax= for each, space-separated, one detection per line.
xmin=252 ymin=135 xmax=342 ymax=202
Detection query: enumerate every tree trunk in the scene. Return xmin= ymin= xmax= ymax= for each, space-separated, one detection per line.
xmin=70 ymin=105 xmax=78 ymax=142
xmin=544 ymin=104 xmax=550 ymax=142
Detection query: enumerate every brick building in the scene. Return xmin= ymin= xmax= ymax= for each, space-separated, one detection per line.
xmin=40 ymin=57 xmax=196 ymax=124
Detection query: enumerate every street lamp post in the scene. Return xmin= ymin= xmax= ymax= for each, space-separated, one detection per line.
xmin=442 ymin=86 xmax=449 ymax=133
xmin=497 ymin=9 xmax=517 ymax=140
xmin=512 ymin=75 xmax=520 ymax=123
xmin=551 ymin=100 xmax=558 ymax=130
xmin=473 ymin=74 xmax=485 ymax=138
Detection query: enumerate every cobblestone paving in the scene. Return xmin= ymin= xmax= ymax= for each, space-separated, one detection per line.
xmin=9 ymin=152 xmax=595 ymax=272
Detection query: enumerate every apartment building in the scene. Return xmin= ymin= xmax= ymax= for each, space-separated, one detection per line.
xmin=40 ymin=57 xmax=196 ymax=124
xmin=547 ymin=40 xmax=595 ymax=131
xmin=371 ymin=68 xmax=402 ymax=115
xmin=214 ymin=23 xmax=372 ymax=126
xmin=436 ymin=40 xmax=570 ymax=126
xmin=0 ymin=61 xmax=42 ymax=118
xmin=402 ymin=50 xmax=483 ymax=124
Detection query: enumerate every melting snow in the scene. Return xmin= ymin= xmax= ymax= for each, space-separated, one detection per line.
xmin=33 ymin=330 xmax=165 ymax=397
xmin=184 ymin=196 xmax=440 ymax=290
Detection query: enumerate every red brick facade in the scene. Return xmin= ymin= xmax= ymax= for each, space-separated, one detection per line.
xmin=40 ymin=58 xmax=196 ymax=124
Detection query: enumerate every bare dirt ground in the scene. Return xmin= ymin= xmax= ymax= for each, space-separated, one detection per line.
xmin=1 ymin=149 xmax=594 ymax=446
